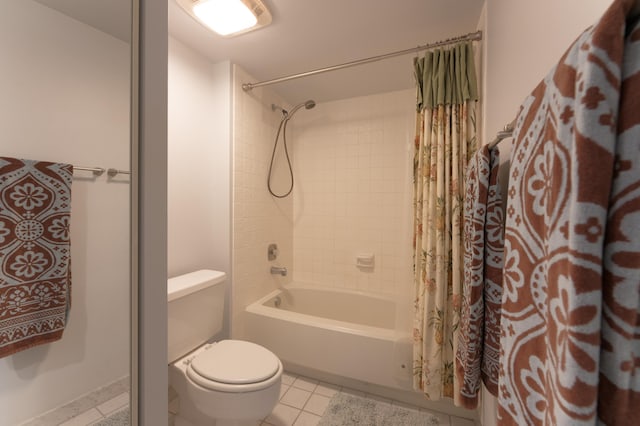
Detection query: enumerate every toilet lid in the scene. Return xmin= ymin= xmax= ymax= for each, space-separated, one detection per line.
xmin=190 ymin=340 xmax=280 ymax=385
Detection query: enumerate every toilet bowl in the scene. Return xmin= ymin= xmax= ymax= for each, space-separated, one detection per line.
xmin=171 ymin=340 xmax=282 ymax=424
xmin=168 ymin=270 xmax=282 ymax=425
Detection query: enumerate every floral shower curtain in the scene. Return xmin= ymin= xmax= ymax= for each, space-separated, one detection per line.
xmin=412 ymin=42 xmax=478 ymax=400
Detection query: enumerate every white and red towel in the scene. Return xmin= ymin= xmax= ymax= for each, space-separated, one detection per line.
xmin=498 ymin=0 xmax=640 ymax=423
xmin=455 ymin=145 xmax=504 ymax=409
xmin=0 ymin=157 xmax=73 ymax=358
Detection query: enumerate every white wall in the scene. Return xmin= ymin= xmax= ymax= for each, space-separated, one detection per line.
xmin=167 ymin=37 xmax=232 ymax=280
xmin=232 ymin=66 xmax=294 ymax=338
xmin=0 ymin=1 xmax=130 ymax=424
xmin=291 ymin=90 xmax=414 ymax=304
xmin=167 ymin=37 xmax=232 ymax=344
xmin=483 ymin=0 xmax=614 ymax=145
xmin=480 ymin=1 xmax=613 ymax=424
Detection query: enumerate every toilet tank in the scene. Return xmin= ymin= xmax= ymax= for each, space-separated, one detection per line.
xmin=168 ymin=269 xmax=226 ymax=363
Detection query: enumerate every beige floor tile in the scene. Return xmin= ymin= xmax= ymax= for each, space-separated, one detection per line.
xmin=280 ymin=387 xmax=312 ymax=409
xmin=279 ymin=383 xmax=291 ymax=399
xmin=313 ymin=382 xmax=340 ymax=398
xmin=303 ymin=394 xmax=330 ymax=416
xmin=291 ymin=377 xmax=318 ymax=392
xmin=293 ymin=411 xmax=321 ymax=426
xmin=264 ymin=403 xmax=301 ymax=426
xmin=281 ymin=373 xmax=297 ymax=386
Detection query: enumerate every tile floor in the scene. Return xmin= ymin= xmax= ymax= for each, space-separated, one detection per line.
xmin=258 ymin=372 xmax=475 ymax=426
xmin=170 ymin=371 xmax=476 ymax=426
xmin=41 ymin=371 xmax=476 ymax=425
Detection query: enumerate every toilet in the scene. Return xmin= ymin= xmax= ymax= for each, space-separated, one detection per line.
xmin=168 ymin=270 xmax=282 ymax=426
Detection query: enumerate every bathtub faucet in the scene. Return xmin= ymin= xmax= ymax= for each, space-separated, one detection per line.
xmin=270 ymin=266 xmax=287 ymax=276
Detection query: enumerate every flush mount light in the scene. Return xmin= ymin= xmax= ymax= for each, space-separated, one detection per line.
xmin=176 ymin=0 xmax=272 ymax=37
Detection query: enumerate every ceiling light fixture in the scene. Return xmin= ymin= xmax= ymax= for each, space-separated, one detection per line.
xmin=176 ymin=0 xmax=272 ymax=37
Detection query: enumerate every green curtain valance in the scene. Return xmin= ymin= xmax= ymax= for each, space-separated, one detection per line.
xmin=414 ymin=42 xmax=478 ymax=111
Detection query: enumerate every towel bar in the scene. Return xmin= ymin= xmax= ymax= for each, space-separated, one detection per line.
xmin=73 ymin=166 xmax=105 ymax=176
xmin=107 ymin=168 xmax=131 ymax=177
xmin=71 ymin=166 xmax=131 ymax=178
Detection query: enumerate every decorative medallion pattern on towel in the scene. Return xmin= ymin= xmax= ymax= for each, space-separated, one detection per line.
xmin=497 ymin=0 xmax=640 ymax=424
xmin=0 ymin=157 xmax=73 ymax=358
xmin=598 ymin=14 xmax=640 ymax=426
xmin=455 ymin=145 xmax=503 ymax=409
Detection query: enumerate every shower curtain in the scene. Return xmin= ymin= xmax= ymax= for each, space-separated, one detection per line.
xmin=412 ymin=42 xmax=478 ymax=400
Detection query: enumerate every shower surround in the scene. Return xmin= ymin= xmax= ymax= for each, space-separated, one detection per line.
xmin=232 ymin=64 xmax=415 ymax=340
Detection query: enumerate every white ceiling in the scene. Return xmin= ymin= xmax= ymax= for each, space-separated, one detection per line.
xmin=170 ymin=0 xmax=485 ymax=104
xmin=33 ymin=0 xmax=485 ymax=104
xmin=35 ymin=0 xmax=131 ymax=42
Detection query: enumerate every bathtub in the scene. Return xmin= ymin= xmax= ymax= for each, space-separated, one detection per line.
xmin=244 ymin=286 xmax=413 ymax=391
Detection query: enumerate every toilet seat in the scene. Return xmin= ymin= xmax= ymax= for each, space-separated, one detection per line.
xmin=186 ymin=340 xmax=282 ymax=393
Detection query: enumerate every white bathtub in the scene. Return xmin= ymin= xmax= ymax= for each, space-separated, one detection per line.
xmin=244 ymin=286 xmax=413 ymax=391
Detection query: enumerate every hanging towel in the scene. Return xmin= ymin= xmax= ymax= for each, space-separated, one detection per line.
xmin=455 ymin=145 xmax=504 ymax=409
xmin=0 ymin=157 xmax=73 ymax=358
xmin=598 ymin=9 xmax=640 ymax=424
xmin=497 ymin=0 xmax=640 ymax=424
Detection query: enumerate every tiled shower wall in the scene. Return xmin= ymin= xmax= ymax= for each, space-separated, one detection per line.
xmin=292 ymin=90 xmax=415 ymax=297
xmin=232 ymin=65 xmax=294 ymax=338
xmin=232 ymin=79 xmax=416 ymax=336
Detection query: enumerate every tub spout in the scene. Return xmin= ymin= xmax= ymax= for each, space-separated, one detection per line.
xmin=270 ymin=266 xmax=287 ymax=276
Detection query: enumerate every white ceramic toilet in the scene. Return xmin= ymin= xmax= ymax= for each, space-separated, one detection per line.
xmin=168 ymin=270 xmax=282 ymax=426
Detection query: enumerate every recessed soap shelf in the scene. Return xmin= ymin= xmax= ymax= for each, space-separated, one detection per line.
xmin=356 ymin=253 xmax=375 ymax=269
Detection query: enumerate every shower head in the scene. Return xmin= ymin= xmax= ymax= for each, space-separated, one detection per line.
xmin=287 ymin=100 xmax=316 ymax=118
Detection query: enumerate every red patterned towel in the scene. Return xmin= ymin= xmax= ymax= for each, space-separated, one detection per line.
xmin=498 ymin=0 xmax=640 ymax=423
xmin=455 ymin=145 xmax=504 ymax=409
xmin=0 ymin=157 xmax=73 ymax=358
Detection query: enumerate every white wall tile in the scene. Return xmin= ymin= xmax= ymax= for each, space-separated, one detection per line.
xmin=291 ymin=91 xmax=413 ymax=295
xmin=233 ymin=84 xmax=414 ymax=333
xmin=232 ymin=66 xmax=294 ymax=338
